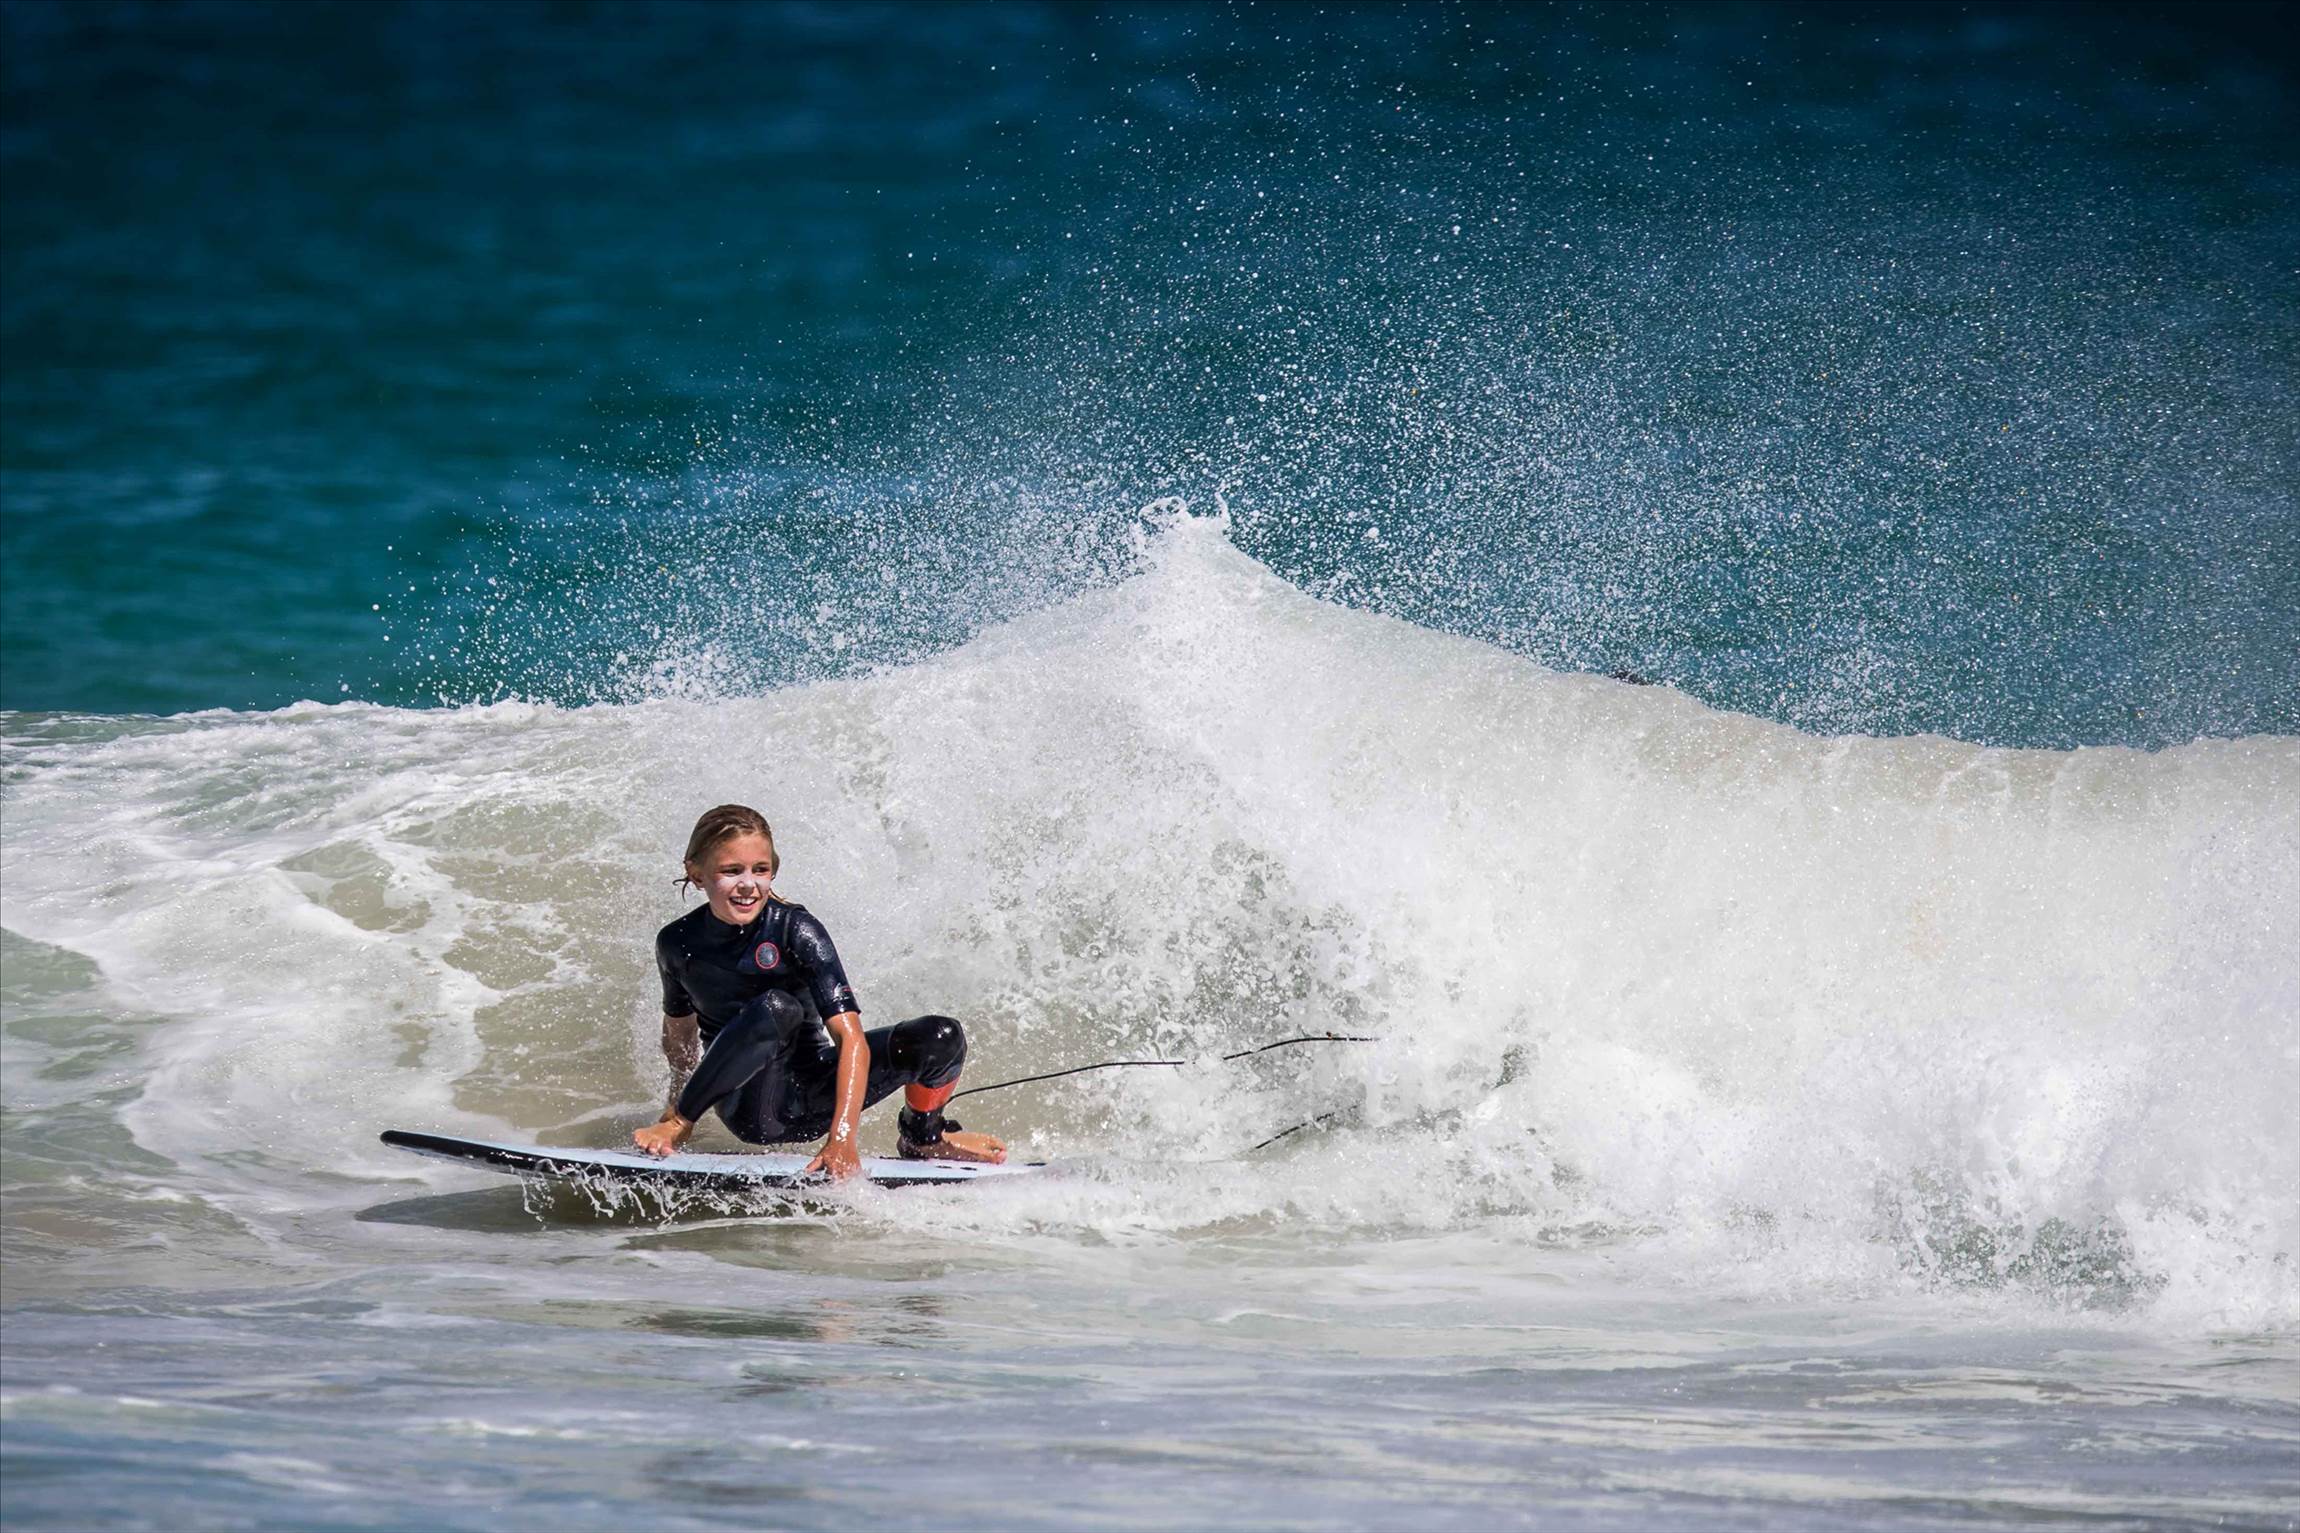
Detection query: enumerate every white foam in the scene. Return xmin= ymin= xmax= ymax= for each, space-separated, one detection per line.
xmin=3 ymin=513 xmax=2294 ymax=1324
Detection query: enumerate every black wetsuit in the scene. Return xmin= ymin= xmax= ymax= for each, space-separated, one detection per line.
xmin=656 ymin=899 xmax=966 ymax=1145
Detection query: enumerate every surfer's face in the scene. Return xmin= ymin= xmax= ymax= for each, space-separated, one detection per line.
xmin=692 ymin=831 xmax=776 ymax=925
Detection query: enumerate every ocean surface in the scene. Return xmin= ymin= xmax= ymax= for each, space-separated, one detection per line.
xmin=3 ymin=3 xmax=2297 ymax=1529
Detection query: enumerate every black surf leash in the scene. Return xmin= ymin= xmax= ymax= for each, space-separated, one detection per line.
xmin=1248 ymin=1110 xmax=1346 ymax=1152
xmin=945 ymin=1032 xmax=1376 ymax=1106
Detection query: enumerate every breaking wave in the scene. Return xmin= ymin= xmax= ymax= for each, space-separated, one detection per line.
xmin=4 ymin=512 xmax=2294 ymax=1326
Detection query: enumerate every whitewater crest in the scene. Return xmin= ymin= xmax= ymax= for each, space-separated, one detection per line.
xmin=3 ymin=512 xmax=2296 ymax=1324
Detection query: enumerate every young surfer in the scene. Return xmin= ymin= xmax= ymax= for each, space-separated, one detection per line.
xmin=631 ymin=804 xmax=1006 ymax=1177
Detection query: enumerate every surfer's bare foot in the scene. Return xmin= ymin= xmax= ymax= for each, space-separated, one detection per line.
xmin=905 ymin=1128 xmax=1006 ymax=1164
xmin=632 ymin=1112 xmax=694 ymax=1158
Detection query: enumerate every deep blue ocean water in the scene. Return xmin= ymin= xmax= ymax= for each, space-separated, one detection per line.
xmin=5 ymin=0 xmax=2293 ymax=744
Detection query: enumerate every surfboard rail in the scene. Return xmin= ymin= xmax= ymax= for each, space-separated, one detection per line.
xmin=380 ymin=1129 xmax=1044 ymax=1190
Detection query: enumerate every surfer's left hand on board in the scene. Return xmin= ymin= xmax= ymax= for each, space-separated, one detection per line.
xmin=805 ymin=1128 xmax=864 ymax=1181
xmin=631 ymin=1111 xmax=695 ymax=1158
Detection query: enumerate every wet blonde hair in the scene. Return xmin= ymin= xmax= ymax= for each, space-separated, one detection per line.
xmin=676 ymin=803 xmax=780 ymax=894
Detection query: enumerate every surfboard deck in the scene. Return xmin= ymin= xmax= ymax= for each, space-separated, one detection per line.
xmin=380 ymin=1129 xmax=1046 ymax=1190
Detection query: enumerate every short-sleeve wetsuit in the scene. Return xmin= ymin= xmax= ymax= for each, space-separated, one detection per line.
xmin=657 ymin=899 xmax=968 ymax=1146
xmin=657 ymin=898 xmax=858 ymax=1045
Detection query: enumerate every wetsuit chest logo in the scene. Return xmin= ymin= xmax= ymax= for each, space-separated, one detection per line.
xmin=752 ymin=940 xmax=781 ymax=971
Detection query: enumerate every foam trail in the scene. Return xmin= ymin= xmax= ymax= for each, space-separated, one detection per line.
xmin=3 ymin=513 xmax=2294 ymax=1322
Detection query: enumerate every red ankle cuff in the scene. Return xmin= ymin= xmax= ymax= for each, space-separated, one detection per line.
xmin=905 ymin=1080 xmax=956 ymax=1112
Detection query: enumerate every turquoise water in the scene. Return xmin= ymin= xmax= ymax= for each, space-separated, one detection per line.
xmin=4 ymin=5 xmax=2298 ymax=1531
xmin=5 ymin=1 xmax=2294 ymax=742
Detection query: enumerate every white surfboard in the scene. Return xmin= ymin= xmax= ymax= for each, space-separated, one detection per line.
xmin=380 ymin=1129 xmax=1045 ymax=1190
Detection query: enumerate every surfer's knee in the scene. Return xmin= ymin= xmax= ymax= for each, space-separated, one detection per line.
xmin=897 ymin=1011 xmax=970 ymax=1098
xmin=728 ymin=989 xmax=807 ymax=1036
xmin=910 ymin=1011 xmax=966 ymax=1075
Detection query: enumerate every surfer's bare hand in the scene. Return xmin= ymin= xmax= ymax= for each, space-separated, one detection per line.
xmin=934 ymin=1129 xmax=1008 ymax=1164
xmin=806 ymin=1134 xmax=863 ymax=1181
xmin=632 ymin=1113 xmax=694 ymax=1158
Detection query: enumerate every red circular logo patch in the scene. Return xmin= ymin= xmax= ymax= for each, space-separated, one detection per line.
xmin=753 ymin=941 xmax=781 ymax=970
